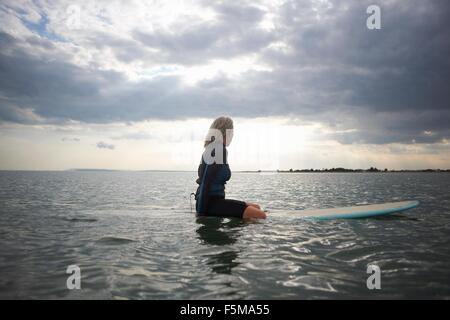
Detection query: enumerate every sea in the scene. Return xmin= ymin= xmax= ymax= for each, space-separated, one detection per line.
xmin=0 ymin=171 xmax=449 ymax=299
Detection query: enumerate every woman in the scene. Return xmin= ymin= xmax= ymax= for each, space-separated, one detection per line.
xmin=195 ymin=116 xmax=267 ymax=219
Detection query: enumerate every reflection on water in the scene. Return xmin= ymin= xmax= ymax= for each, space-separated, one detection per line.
xmin=196 ymin=217 xmax=246 ymax=274
xmin=372 ymin=214 xmax=421 ymax=221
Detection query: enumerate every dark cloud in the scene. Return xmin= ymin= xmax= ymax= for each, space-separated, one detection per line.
xmin=0 ymin=0 xmax=449 ymax=145
xmin=132 ymin=2 xmax=273 ymax=65
xmin=61 ymin=137 xmax=80 ymax=142
xmin=96 ymin=141 xmax=115 ymax=150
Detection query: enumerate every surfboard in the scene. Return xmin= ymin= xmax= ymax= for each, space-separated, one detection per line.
xmin=269 ymin=200 xmax=419 ymax=220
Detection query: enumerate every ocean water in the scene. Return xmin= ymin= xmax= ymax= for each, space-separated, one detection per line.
xmin=0 ymin=171 xmax=449 ymax=299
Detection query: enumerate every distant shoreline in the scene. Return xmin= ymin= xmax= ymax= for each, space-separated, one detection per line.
xmin=240 ymin=168 xmax=450 ymax=173
xmin=0 ymin=168 xmax=449 ymax=173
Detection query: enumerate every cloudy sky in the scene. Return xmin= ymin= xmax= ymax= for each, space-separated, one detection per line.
xmin=0 ymin=0 xmax=449 ymax=170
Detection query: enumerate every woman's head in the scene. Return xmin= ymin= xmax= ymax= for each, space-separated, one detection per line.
xmin=204 ymin=116 xmax=234 ymax=147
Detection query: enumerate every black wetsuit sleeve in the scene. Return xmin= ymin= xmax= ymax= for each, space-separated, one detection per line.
xmin=195 ymin=163 xmax=220 ymax=214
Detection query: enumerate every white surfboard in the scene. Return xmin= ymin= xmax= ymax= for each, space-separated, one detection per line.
xmin=270 ymin=200 xmax=419 ymax=220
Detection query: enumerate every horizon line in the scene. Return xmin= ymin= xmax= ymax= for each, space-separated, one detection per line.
xmin=1 ymin=168 xmax=450 ymax=172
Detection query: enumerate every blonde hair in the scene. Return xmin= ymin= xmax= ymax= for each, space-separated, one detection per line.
xmin=204 ymin=116 xmax=234 ymax=148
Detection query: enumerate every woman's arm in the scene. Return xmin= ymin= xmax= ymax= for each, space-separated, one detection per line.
xmin=195 ymin=163 xmax=221 ymax=214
